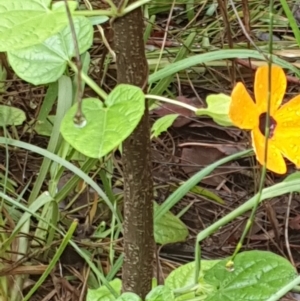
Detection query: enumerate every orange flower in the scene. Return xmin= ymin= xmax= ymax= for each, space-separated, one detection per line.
xmin=229 ymin=65 xmax=300 ymax=174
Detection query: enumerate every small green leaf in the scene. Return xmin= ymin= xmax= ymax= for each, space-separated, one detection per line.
xmin=196 ymin=94 xmax=233 ymax=126
xmin=204 ymin=250 xmax=297 ymax=301
xmin=87 ymin=279 xmax=121 ymax=301
xmin=116 ymin=292 xmax=142 ymax=301
xmin=35 ymin=116 xmax=55 ymax=136
xmin=189 ymin=186 xmax=225 ymax=204
xmin=61 ymin=84 xmax=145 ymax=158
xmin=0 ymin=63 xmax=7 ymax=92
xmin=88 ymin=16 xmax=110 ymax=25
xmin=0 ymin=172 xmax=17 ymax=193
xmin=154 ymin=202 xmax=188 ymax=245
xmin=206 ymin=3 xmax=218 ymax=16
xmin=0 ymin=105 xmax=26 ymax=126
xmin=146 ymin=285 xmax=174 ymax=301
xmin=0 ymin=0 xmax=70 ymax=51
xmin=8 ymin=16 xmax=93 ymax=85
xmin=151 ymin=114 xmax=179 ymax=138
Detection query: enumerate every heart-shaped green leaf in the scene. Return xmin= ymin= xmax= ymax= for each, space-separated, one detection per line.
xmin=60 ymin=84 xmax=145 ymax=158
xmin=8 ymin=16 xmax=93 ymax=85
xmin=165 ymin=260 xmax=220 ymax=290
xmin=0 ymin=0 xmax=71 ymax=51
xmin=204 ymin=250 xmax=297 ymax=301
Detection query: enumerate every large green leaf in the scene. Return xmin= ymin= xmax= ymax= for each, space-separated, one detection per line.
xmin=204 ymin=251 xmax=297 ymax=301
xmin=0 ymin=0 xmax=71 ymax=51
xmin=165 ymin=260 xmax=220 ymax=301
xmin=60 ymin=84 xmax=145 ymax=158
xmin=8 ymin=16 xmax=93 ymax=85
xmin=154 ymin=202 xmax=188 ymax=245
xmin=165 ymin=260 xmax=220 ymax=290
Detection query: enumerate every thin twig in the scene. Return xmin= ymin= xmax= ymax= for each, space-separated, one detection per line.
xmin=217 ymin=0 xmax=236 ymax=84
xmin=229 ymin=0 xmax=269 ymax=62
xmin=63 ymin=0 xmax=85 ymax=125
xmin=285 ymin=193 xmax=295 ymax=266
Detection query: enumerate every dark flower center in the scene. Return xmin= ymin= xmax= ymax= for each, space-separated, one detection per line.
xmin=259 ymin=113 xmax=277 ymax=138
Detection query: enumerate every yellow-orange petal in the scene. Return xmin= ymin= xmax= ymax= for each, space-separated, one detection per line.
xmin=254 ymin=65 xmax=286 ymax=115
xmin=251 ymin=127 xmax=286 ymax=174
xmin=273 ymin=94 xmax=300 ymax=130
xmin=272 ymin=135 xmax=300 ymax=169
xmin=271 ymin=94 xmax=300 ymax=168
xmin=229 ymin=82 xmax=259 ymax=129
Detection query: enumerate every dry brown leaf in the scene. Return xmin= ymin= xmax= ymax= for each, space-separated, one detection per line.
xmin=289 ymin=215 xmax=300 ymax=230
xmin=180 ymin=146 xmax=236 ymax=186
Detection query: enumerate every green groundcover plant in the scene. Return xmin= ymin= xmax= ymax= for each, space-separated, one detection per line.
xmin=1 ymin=1 xmax=300 ymax=301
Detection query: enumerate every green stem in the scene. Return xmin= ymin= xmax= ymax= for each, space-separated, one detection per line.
xmin=105 ymin=0 xmax=118 ymax=12
xmin=72 ymin=0 xmax=151 ymax=18
xmin=73 ymin=10 xmax=114 ymax=17
xmin=68 ymin=61 xmax=108 ymax=100
xmin=146 ymin=94 xmax=198 ymax=112
xmin=123 ymin=0 xmax=152 ymax=14
xmin=266 ymin=276 xmax=300 ymax=301
xmin=194 ymin=242 xmax=201 ymax=284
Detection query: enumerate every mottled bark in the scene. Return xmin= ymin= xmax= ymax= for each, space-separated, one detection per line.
xmin=112 ymin=1 xmax=154 ymax=299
